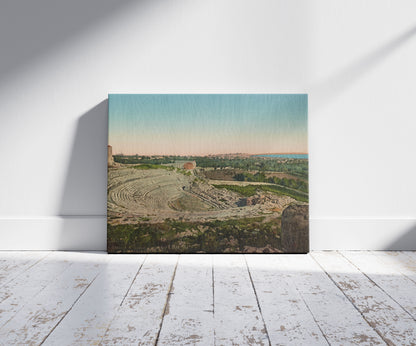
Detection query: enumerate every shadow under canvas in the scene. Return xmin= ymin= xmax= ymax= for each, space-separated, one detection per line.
xmin=57 ymin=100 xmax=108 ymax=250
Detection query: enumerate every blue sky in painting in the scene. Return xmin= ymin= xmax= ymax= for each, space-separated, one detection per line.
xmin=109 ymin=94 xmax=307 ymax=156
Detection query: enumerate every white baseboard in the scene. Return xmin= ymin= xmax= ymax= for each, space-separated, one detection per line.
xmin=310 ymin=218 xmax=416 ymax=250
xmin=0 ymin=216 xmax=106 ymax=251
xmin=0 ymin=217 xmax=415 ymax=251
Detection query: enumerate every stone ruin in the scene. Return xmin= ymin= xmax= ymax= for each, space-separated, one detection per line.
xmin=108 ymin=145 xmax=114 ymax=167
xmin=183 ymin=161 xmax=196 ymax=170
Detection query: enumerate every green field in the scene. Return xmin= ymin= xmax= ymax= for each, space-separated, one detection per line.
xmin=213 ymin=184 xmax=308 ymax=203
xmin=114 ymin=155 xmax=308 ymax=179
xmin=133 ymin=164 xmax=173 ymax=170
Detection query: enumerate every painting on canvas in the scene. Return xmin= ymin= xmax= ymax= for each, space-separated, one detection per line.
xmin=108 ymin=94 xmax=308 ymax=253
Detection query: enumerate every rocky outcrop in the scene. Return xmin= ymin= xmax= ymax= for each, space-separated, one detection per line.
xmin=236 ymin=195 xmax=268 ymax=207
xmin=281 ymin=204 xmax=309 ymax=253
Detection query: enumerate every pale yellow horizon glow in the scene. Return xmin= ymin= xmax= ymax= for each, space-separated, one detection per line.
xmin=109 ymin=131 xmax=307 ymax=156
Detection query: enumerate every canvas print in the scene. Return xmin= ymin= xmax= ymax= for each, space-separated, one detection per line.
xmin=108 ymin=94 xmax=308 ymax=253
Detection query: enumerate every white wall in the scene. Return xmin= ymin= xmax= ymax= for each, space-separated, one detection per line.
xmin=1 ymin=0 xmax=415 ymax=250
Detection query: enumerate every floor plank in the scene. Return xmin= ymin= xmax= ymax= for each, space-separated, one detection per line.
xmin=43 ymin=254 xmax=146 ymax=345
xmin=213 ymin=254 xmax=269 ymax=345
xmin=0 ymin=252 xmax=73 ymax=328
xmin=279 ymin=254 xmax=384 ymax=345
xmin=245 ymin=254 xmax=327 ymax=345
xmin=101 ymin=254 xmax=178 ymax=345
xmin=0 ymin=252 xmax=108 ymax=345
xmin=0 ymin=251 xmax=49 ymax=288
xmin=403 ymin=251 xmax=416 ymax=266
xmin=342 ymin=251 xmax=416 ymax=320
xmin=312 ymin=251 xmax=416 ymax=345
xmin=157 ymin=255 xmax=214 ymax=345
xmin=0 ymin=251 xmax=414 ymax=345
xmin=372 ymin=251 xmax=416 ymax=283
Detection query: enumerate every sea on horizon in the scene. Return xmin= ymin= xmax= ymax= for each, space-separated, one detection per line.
xmin=254 ymin=154 xmax=308 ymax=159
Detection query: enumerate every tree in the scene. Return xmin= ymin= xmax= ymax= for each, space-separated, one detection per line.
xmin=234 ymin=173 xmax=245 ymax=181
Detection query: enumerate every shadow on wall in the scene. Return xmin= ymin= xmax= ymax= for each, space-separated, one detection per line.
xmin=386 ymin=224 xmax=416 ymax=251
xmin=0 ymin=0 xmax=139 ymax=82
xmin=57 ymin=100 xmax=108 ymax=250
xmin=310 ymin=24 xmax=416 ymax=110
xmin=59 ymin=100 xmax=108 ymax=216
xmin=308 ymin=23 xmax=416 ymax=251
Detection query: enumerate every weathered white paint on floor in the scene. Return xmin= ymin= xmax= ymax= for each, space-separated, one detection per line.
xmin=0 ymin=251 xmax=415 ymax=345
xmin=214 ymin=254 xmax=269 ymax=345
xmin=341 ymin=251 xmax=416 ymax=320
xmin=279 ymin=254 xmax=384 ymax=345
xmin=372 ymin=251 xmax=416 ymax=283
xmin=0 ymin=252 xmax=108 ymax=345
xmin=312 ymin=251 xmax=416 ymax=345
xmin=43 ymin=254 xmax=146 ymax=345
xmin=157 ymin=254 xmax=214 ymax=345
xmin=245 ymin=255 xmax=327 ymax=345
xmin=0 ymin=252 xmax=72 ymax=328
xmin=0 ymin=252 xmax=49 ymax=288
xmin=101 ymin=255 xmax=178 ymax=345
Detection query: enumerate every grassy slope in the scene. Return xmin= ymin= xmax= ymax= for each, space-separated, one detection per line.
xmin=108 ymin=217 xmax=281 ymax=254
xmin=213 ymin=184 xmax=308 ymax=203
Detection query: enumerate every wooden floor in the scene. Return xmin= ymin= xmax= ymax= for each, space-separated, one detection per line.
xmin=0 ymin=252 xmax=415 ymax=345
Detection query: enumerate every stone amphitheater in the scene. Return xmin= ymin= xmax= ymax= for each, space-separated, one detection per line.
xmin=107 ymin=166 xmax=295 ymax=224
